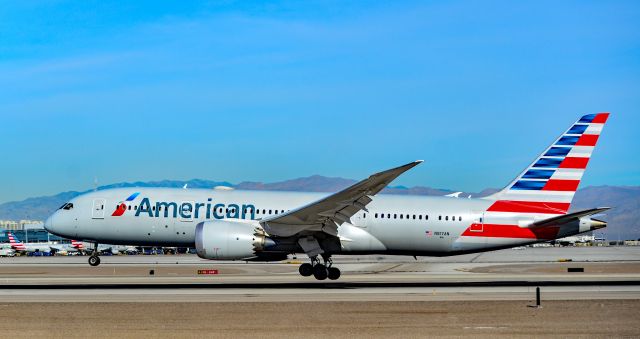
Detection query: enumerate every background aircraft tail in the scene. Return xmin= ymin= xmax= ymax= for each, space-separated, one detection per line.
xmin=7 ymin=233 xmax=27 ymax=251
xmin=484 ymin=113 xmax=609 ymax=215
xmin=71 ymin=240 xmax=85 ymax=250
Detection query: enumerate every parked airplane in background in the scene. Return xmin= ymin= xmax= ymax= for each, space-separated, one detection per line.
xmin=6 ymin=233 xmax=85 ymax=255
xmin=45 ymin=113 xmax=610 ymax=280
xmin=75 ymin=242 xmax=135 ymax=255
xmin=7 ymin=233 xmax=53 ymax=254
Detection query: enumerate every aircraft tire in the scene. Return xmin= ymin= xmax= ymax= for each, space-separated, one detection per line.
xmin=327 ymin=267 xmax=341 ymax=280
xmin=299 ymin=263 xmax=313 ymax=276
xmin=313 ymin=264 xmax=328 ymax=280
xmin=88 ymin=256 xmax=101 ymax=266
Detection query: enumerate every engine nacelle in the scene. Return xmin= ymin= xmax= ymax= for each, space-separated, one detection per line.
xmin=195 ymin=220 xmax=274 ymax=260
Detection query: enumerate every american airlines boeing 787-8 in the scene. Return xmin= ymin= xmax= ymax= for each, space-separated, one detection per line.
xmin=44 ymin=113 xmax=610 ymax=280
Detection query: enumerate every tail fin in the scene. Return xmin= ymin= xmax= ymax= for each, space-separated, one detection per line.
xmin=7 ymin=233 xmax=26 ymax=250
xmin=7 ymin=233 xmax=19 ymax=244
xmin=71 ymin=240 xmax=84 ymax=250
xmin=485 ymin=113 xmax=609 ymax=214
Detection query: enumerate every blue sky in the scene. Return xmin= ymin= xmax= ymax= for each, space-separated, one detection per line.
xmin=0 ymin=1 xmax=638 ymax=203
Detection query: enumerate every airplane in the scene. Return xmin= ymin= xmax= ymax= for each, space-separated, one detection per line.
xmin=44 ymin=113 xmax=610 ymax=280
xmin=51 ymin=239 xmax=87 ymax=254
xmin=5 ymin=232 xmax=86 ymax=255
xmin=7 ymin=233 xmax=53 ymax=254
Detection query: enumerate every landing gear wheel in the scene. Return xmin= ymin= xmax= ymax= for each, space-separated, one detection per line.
xmin=88 ymin=256 xmax=101 ymax=266
xmin=299 ymin=263 xmax=313 ymax=277
xmin=327 ymin=267 xmax=341 ymax=280
xmin=313 ymin=264 xmax=328 ymax=280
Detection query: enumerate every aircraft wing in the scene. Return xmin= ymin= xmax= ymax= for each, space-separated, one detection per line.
xmin=526 ymin=207 xmax=610 ymax=229
xmin=260 ymin=161 xmax=423 ymax=237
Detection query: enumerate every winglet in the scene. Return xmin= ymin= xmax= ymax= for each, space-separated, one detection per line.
xmin=369 ymin=160 xmax=423 ymax=183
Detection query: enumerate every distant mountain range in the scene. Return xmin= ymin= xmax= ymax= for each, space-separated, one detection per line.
xmin=0 ymin=177 xmax=637 ymax=240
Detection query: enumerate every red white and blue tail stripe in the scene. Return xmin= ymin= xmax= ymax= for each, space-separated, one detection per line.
xmin=485 ymin=113 xmax=609 ymax=214
xmin=7 ymin=233 xmax=27 ymax=251
xmin=71 ymin=240 xmax=84 ymax=250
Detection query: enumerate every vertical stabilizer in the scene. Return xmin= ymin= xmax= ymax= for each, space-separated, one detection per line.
xmin=484 ymin=113 xmax=609 ymax=214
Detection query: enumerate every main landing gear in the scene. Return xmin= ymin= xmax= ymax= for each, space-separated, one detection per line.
xmin=88 ymin=242 xmax=101 ymax=266
xmin=298 ymin=255 xmax=341 ymax=281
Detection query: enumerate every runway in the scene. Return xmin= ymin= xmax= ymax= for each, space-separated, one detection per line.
xmin=1 ymin=246 xmax=639 ymax=337
xmin=0 ymin=246 xmax=638 ymax=302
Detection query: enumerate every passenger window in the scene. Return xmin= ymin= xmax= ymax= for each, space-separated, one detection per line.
xmin=375 ymin=213 xmax=378 ymax=218
xmin=394 ymin=214 xmax=397 ymax=219
xmin=445 ymin=216 xmax=448 ymax=221
xmin=459 ymin=216 xmax=462 ymax=221
xmin=419 ymin=215 xmax=422 ymax=220
xmin=400 ymin=214 xmax=403 ymax=219
xmin=269 ymin=210 xmax=272 ymax=214
xmin=438 ymin=216 xmax=442 ymax=221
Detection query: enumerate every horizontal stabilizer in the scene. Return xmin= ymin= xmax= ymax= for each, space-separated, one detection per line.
xmin=527 ymin=207 xmax=610 ymax=228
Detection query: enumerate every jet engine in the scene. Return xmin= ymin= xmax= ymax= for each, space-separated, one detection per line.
xmin=195 ymin=220 xmax=275 ymax=260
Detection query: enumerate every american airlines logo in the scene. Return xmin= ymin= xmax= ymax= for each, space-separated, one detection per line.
xmin=112 ymin=194 xmax=256 ymax=220
xmin=111 ymin=192 xmax=140 ymax=217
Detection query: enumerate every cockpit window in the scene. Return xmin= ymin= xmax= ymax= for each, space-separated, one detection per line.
xmin=59 ymin=203 xmax=74 ymax=210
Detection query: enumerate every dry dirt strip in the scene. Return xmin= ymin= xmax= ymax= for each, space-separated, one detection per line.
xmin=0 ymin=300 xmax=637 ymax=338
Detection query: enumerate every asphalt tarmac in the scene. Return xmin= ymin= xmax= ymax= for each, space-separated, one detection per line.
xmin=0 ymin=246 xmax=638 ymax=337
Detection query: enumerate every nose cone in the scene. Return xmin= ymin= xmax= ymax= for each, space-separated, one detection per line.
xmin=44 ymin=213 xmax=55 ymax=233
xmin=44 ymin=211 xmax=66 ymax=237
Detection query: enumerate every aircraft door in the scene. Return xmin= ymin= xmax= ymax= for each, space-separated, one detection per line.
xmin=471 ymin=211 xmax=487 ymax=249
xmin=470 ymin=212 xmax=484 ymax=232
xmin=354 ymin=211 xmax=368 ymax=229
xmin=92 ymin=199 xmax=106 ymax=219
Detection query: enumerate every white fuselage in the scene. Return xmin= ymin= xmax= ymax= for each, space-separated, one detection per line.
xmin=44 ymin=187 xmax=581 ymax=256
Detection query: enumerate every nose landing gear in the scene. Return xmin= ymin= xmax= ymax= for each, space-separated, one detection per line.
xmin=88 ymin=255 xmax=101 ymax=266
xmin=298 ymin=255 xmax=341 ymax=280
xmin=88 ymin=242 xmax=101 ymax=266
